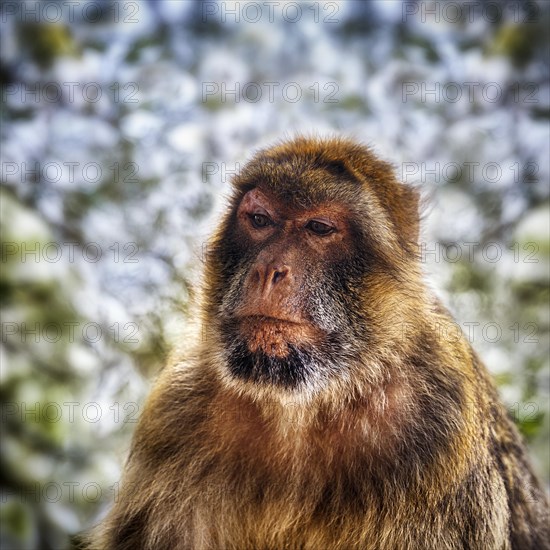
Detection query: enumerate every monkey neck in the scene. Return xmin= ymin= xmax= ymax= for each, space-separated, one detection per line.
xmin=201 ymin=371 xmax=472 ymax=502
xmin=206 ymin=357 xmax=427 ymax=471
xmin=192 ymin=297 xmax=476 ymax=482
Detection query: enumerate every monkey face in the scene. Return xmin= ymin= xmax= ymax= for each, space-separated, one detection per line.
xmin=213 ymin=181 xmax=372 ymax=390
xmin=206 ymin=138 xmax=420 ymax=391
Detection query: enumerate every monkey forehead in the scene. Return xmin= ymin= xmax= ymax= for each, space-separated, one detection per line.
xmin=234 ymin=163 xmax=364 ymax=208
xmin=231 ymin=137 xmax=404 ymax=214
xmin=239 ymin=188 xmax=345 ymax=218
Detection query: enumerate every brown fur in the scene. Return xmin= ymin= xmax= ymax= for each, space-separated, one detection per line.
xmin=90 ymin=137 xmax=549 ymax=549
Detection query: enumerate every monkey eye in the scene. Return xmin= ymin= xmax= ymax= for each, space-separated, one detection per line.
xmin=249 ymin=213 xmax=272 ymax=229
xmin=306 ymin=220 xmax=334 ymax=235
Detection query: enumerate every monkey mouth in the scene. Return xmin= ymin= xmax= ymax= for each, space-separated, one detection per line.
xmin=235 ymin=315 xmax=320 ymax=358
xmin=235 ymin=313 xmax=304 ymax=325
xmin=220 ymin=317 xmax=346 ymax=389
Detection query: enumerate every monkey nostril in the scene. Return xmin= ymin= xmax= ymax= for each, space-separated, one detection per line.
xmin=271 ymin=266 xmax=289 ymax=285
xmin=272 ymin=271 xmax=284 ymax=285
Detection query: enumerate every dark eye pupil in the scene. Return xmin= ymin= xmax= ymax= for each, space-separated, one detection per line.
xmin=309 ymin=221 xmax=332 ymax=234
xmin=253 ymin=214 xmax=268 ymax=227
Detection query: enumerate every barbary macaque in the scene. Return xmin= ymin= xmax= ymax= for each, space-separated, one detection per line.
xmin=92 ymin=137 xmax=549 ymax=549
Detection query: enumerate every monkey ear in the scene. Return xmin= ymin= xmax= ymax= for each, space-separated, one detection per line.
xmin=392 ymin=184 xmax=420 ymax=251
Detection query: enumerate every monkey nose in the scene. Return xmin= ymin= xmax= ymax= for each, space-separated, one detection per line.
xmin=256 ymin=264 xmax=290 ymax=294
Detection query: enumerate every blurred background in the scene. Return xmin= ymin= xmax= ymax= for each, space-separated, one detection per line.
xmin=1 ymin=0 xmax=549 ymax=548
